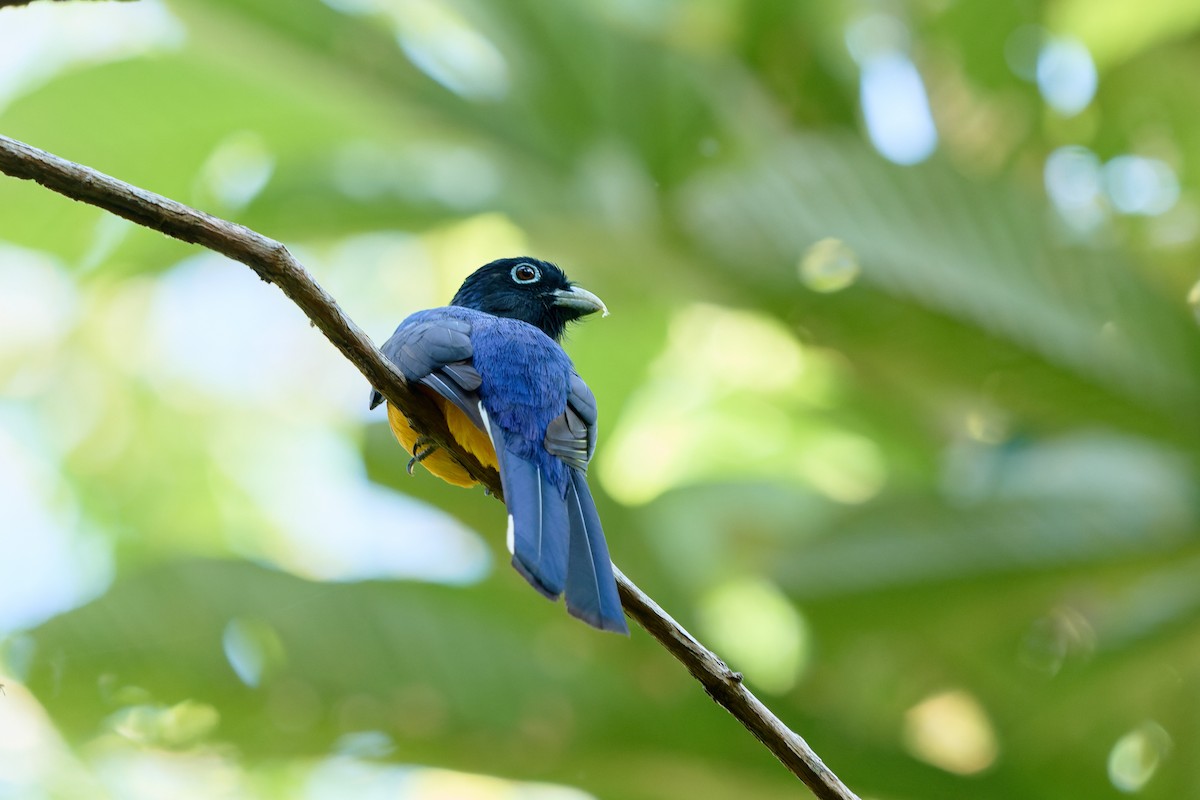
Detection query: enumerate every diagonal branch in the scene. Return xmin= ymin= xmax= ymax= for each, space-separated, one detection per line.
xmin=0 ymin=0 xmax=137 ymax=8
xmin=0 ymin=133 xmax=860 ymax=800
xmin=0 ymin=135 xmax=500 ymax=494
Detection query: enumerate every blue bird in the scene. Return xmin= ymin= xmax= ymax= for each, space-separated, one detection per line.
xmin=370 ymin=257 xmax=627 ymax=634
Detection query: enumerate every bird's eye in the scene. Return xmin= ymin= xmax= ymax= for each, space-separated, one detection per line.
xmin=511 ymin=263 xmax=540 ymax=284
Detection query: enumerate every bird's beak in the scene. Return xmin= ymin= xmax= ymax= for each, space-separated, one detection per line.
xmin=552 ymin=286 xmax=609 ymax=318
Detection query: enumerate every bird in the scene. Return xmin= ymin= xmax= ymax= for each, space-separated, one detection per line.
xmin=370 ymin=257 xmax=628 ymax=634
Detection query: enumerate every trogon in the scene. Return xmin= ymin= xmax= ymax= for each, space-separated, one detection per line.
xmin=369 ymin=257 xmax=628 ymax=634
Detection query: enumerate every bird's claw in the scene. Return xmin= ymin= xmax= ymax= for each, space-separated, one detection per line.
xmin=407 ymin=436 xmax=438 ymax=475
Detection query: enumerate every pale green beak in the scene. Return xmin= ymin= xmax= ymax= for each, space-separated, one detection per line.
xmin=552 ymin=286 xmax=609 ymax=318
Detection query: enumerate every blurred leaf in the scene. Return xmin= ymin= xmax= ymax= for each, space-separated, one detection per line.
xmin=4 ymin=0 xmax=1200 ymax=797
xmin=676 ymin=135 xmax=1200 ymax=426
xmin=1049 ymin=0 xmax=1200 ymax=69
xmin=27 ymin=558 xmax=822 ymax=800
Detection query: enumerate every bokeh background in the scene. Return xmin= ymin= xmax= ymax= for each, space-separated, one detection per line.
xmin=1 ymin=0 xmax=1199 ymax=798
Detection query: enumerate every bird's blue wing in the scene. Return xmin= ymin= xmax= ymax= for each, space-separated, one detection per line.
xmin=370 ymin=312 xmax=485 ymax=430
xmin=543 ymin=372 xmax=596 ymax=472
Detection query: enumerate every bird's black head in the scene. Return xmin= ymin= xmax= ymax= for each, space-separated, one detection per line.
xmin=450 ymin=257 xmax=608 ymax=341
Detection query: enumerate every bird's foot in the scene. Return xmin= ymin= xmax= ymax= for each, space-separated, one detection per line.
xmin=407 ymin=436 xmax=438 ymax=475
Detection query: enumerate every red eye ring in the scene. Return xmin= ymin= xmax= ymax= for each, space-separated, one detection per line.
xmin=511 ymin=263 xmax=540 ymax=283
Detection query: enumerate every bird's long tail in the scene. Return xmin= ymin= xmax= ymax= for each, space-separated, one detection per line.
xmin=564 ymin=469 xmax=628 ymax=634
xmin=490 ymin=422 xmax=626 ymax=634
xmin=496 ymin=442 xmax=570 ymax=600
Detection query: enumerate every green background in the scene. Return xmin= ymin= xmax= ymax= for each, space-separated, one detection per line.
xmin=0 ymin=0 xmax=1198 ymax=798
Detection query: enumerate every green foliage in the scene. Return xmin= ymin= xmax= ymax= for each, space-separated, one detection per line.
xmin=2 ymin=0 xmax=1199 ymax=798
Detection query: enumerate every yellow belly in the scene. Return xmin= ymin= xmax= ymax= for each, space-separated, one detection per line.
xmin=386 ymin=392 xmax=498 ymax=488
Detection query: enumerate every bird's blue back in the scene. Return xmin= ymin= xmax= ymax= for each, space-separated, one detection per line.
xmin=403 ymin=306 xmax=573 ymax=488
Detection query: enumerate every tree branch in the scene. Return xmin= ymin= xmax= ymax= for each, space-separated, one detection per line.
xmin=0 ymin=0 xmax=136 ymax=8
xmin=0 ymin=134 xmax=860 ymax=800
